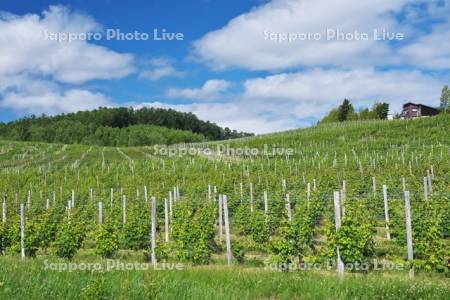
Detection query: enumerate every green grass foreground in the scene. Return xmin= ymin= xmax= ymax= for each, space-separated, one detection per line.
xmin=0 ymin=257 xmax=449 ymax=300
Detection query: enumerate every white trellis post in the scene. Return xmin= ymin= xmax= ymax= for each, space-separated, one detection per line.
xmin=239 ymin=182 xmax=243 ymax=201
xmin=427 ymin=171 xmax=432 ymax=194
xmin=372 ymin=177 xmax=376 ymax=193
xmin=122 ymin=195 xmax=127 ymax=225
xmin=249 ymin=183 xmax=254 ymax=213
xmin=164 ymin=198 xmax=169 ymax=242
xmin=98 ymin=201 xmax=103 ymax=224
xmin=285 ymin=194 xmax=292 ymax=222
xmin=263 ymin=190 xmax=268 ymax=220
xmin=382 ymin=185 xmax=391 ymax=240
xmin=223 ymin=195 xmax=232 ymax=266
xmin=110 ymin=188 xmax=114 ymax=208
xmin=71 ymin=189 xmax=75 ymax=208
xmin=341 ymin=180 xmax=346 ymax=217
xmin=423 ymin=177 xmax=428 ymax=200
xmin=173 ymin=187 xmax=177 ymax=202
xmin=20 ymin=203 xmax=25 ymax=259
xmin=2 ymin=198 xmax=6 ymax=223
xmin=169 ymin=191 xmax=173 ymax=218
xmin=404 ymin=191 xmax=414 ymax=278
xmin=307 ymin=182 xmax=311 ymax=203
xmin=218 ymin=194 xmax=223 ymax=242
xmin=144 ymin=186 xmax=148 ymax=203
xmin=333 ymin=191 xmax=344 ymax=280
xmin=46 ymin=198 xmax=50 ymax=210
xmin=151 ymin=196 xmax=157 ymax=267
xmin=27 ymin=190 xmax=31 ymax=210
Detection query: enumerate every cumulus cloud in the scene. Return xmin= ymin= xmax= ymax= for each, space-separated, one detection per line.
xmin=193 ymin=0 xmax=450 ymax=71
xmin=243 ymin=68 xmax=444 ymax=119
xmin=0 ymin=5 xmax=133 ymax=117
xmin=400 ymin=23 xmax=450 ymax=69
xmin=138 ymin=57 xmax=185 ymax=81
xmin=193 ymin=0 xmax=411 ymax=70
xmin=167 ymin=79 xmax=231 ymax=100
xmin=0 ymin=5 xmax=134 ymax=84
xmin=0 ymin=88 xmax=112 ymax=115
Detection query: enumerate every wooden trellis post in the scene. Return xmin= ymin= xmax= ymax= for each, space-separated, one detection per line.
xmin=382 ymin=185 xmax=391 ymax=240
xmin=404 ymin=191 xmax=414 ymax=278
xmin=223 ymin=195 xmax=232 ymax=266
xmin=333 ymin=191 xmax=344 ymax=280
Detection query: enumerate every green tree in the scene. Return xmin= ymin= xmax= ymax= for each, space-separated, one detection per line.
xmin=338 ymin=99 xmax=353 ymax=122
xmin=440 ymin=85 xmax=449 ymax=113
xmin=373 ymin=102 xmax=389 ymax=119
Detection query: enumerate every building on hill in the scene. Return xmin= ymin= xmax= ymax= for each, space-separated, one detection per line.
xmin=401 ymin=102 xmax=440 ymax=119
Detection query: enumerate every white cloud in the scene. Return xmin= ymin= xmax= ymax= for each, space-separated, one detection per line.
xmin=400 ymin=23 xmax=450 ymax=69
xmin=167 ymin=79 xmax=231 ymax=100
xmin=193 ymin=0 xmax=412 ymax=71
xmin=0 ymin=5 xmax=134 ymax=84
xmin=0 ymin=5 xmax=133 ymax=117
xmin=193 ymin=0 xmax=450 ymax=72
xmin=0 ymin=88 xmax=112 ymax=115
xmin=243 ymin=68 xmax=444 ymax=119
xmin=138 ymin=57 xmax=185 ymax=81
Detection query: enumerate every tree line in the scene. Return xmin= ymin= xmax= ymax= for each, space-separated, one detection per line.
xmin=0 ymin=107 xmax=253 ymax=146
xmin=319 ymin=100 xmax=390 ymax=124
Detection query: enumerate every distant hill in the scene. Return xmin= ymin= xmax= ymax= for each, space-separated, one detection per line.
xmin=0 ymin=107 xmax=253 ymax=146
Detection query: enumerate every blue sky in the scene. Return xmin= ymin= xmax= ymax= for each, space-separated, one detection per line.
xmin=0 ymin=0 xmax=449 ymax=133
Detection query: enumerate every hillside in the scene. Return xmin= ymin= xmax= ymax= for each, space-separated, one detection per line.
xmin=0 ymin=107 xmax=253 ymax=146
xmin=0 ymin=115 xmax=449 ymax=299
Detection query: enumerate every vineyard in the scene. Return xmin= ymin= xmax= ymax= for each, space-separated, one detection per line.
xmin=0 ymin=115 xmax=449 ymax=299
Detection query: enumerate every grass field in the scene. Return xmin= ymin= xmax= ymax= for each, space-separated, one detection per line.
xmin=1 ymin=255 xmax=449 ymax=300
